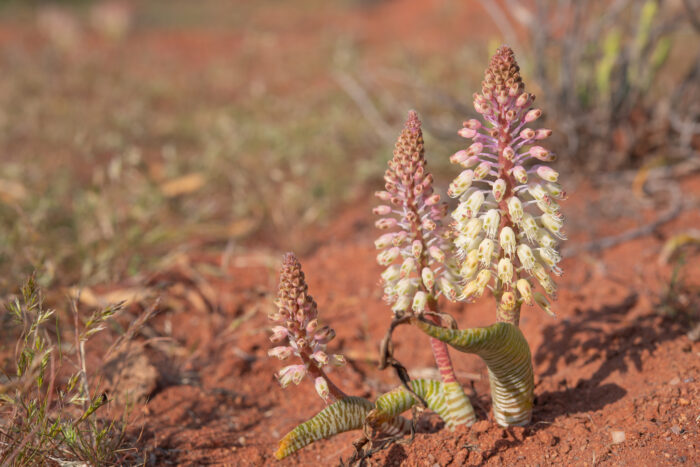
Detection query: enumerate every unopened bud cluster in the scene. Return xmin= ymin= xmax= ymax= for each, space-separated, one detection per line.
xmin=449 ymin=46 xmax=566 ymax=316
xmin=374 ymin=111 xmax=460 ymax=314
xmin=269 ymin=253 xmax=345 ymax=400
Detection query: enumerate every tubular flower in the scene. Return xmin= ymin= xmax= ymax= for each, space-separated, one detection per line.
xmin=448 ymin=46 xmax=566 ymax=323
xmin=374 ymin=111 xmax=460 ymax=308
xmin=269 ymin=253 xmax=346 ymax=403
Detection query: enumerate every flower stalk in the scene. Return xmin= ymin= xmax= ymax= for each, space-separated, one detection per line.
xmin=374 ymin=111 xmax=475 ymax=427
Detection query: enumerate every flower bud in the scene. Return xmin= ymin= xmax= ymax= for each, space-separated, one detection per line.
xmin=438 ymin=277 xmax=458 ymax=300
xmin=535 ymin=129 xmax=552 ymax=140
xmin=529 ymin=146 xmax=550 ymax=160
xmin=448 ymin=170 xmax=474 ymax=197
xmin=464 ymin=191 xmax=485 ymax=218
xmin=463 ymin=119 xmax=482 ymax=130
xmin=422 ymin=218 xmax=436 ymax=231
xmin=524 ymin=109 xmax=541 ymax=122
xmin=311 ymin=350 xmax=329 ymax=366
xmin=477 ymin=238 xmax=495 ymax=267
xmin=377 ymin=247 xmax=400 ymax=266
xmin=278 ymin=364 xmax=306 ymax=387
xmin=515 ymin=92 xmax=530 ymax=107
xmin=392 ymin=295 xmax=411 ymax=313
xmin=374 ymin=233 xmax=395 ymax=249
xmin=375 ymin=190 xmax=392 ymax=201
xmin=482 ymin=209 xmax=500 ymax=238
xmin=428 ymin=246 xmax=446 ymax=263
xmin=314 ymin=376 xmax=330 ymax=401
xmin=516 ymin=279 xmax=533 ymax=305
xmin=462 ymin=217 xmax=482 ymax=239
xmin=536 ymin=166 xmax=559 ymax=182
xmin=512 ymin=165 xmax=528 ymax=184
xmin=381 ymin=265 xmax=400 ymax=283
xmin=541 ymin=213 xmax=566 ymax=239
xmin=375 ymin=218 xmax=397 ymax=229
xmin=502 ymin=146 xmax=515 ymax=161
xmin=268 ymin=346 xmax=294 ymax=360
xmin=412 ymin=291 xmax=428 ymax=313
xmin=466 ymin=142 xmax=484 ymax=156
xmin=499 ymin=226 xmax=516 ymax=258
xmin=331 ymin=354 xmax=346 ymax=366
xmin=305 ymin=319 xmax=319 ymax=335
xmin=519 ymin=128 xmax=535 ymax=140
xmin=521 ymin=213 xmax=539 ymax=243
xmin=424 ymin=193 xmax=441 ymax=206
xmin=474 ymin=161 xmax=491 ymax=180
xmin=421 ymin=267 xmax=435 ymax=290
xmin=534 ymin=292 xmax=554 ymax=316
xmin=400 ymin=257 xmax=416 ymax=278
xmin=492 ymin=178 xmax=506 ymax=201
xmin=507 ymin=196 xmax=524 ymax=223
xmin=458 ymin=127 xmax=477 ymax=138
xmin=516 ymin=244 xmax=536 ymax=271
xmin=412 ymin=240 xmax=423 ymax=258
xmin=373 ymin=205 xmax=392 ymax=215
xmin=314 ymin=326 xmax=336 ymax=343
xmin=497 ymin=258 xmax=514 ymax=285
xmin=270 ymin=326 xmax=289 ymax=343
xmin=500 ymin=291 xmax=516 ymax=311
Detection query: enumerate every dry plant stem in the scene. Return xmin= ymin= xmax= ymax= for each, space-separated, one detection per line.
xmin=72 ymin=296 xmax=95 ymax=451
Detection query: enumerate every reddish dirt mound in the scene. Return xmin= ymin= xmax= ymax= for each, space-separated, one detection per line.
xmin=134 ymin=175 xmax=700 ymax=466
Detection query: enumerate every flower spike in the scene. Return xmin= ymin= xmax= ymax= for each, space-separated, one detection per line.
xmin=269 ymin=253 xmax=346 ymax=403
xmin=449 ymin=46 xmax=567 ymax=324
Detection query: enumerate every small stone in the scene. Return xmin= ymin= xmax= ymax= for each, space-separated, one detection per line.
xmin=611 ymin=431 xmax=626 ymax=444
xmin=683 ymin=377 xmax=695 ymax=383
xmin=669 ymin=377 xmax=681 ymax=386
xmin=670 ymin=425 xmax=682 ymax=435
xmin=679 ymin=398 xmax=690 ymax=406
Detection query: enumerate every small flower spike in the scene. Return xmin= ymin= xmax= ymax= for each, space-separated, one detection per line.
xmin=269 ymin=253 xmax=346 ymax=403
xmin=374 ymin=111 xmax=461 ymax=310
xmin=449 ymin=46 xmax=567 ymax=324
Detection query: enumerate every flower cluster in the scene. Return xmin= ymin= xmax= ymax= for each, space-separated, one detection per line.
xmin=448 ymin=46 xmax=566 ymax=320
xmin=269 ymin=253 xmax=346 ymax=402
xmin=374 ymin=111 xmax=461 ymax=314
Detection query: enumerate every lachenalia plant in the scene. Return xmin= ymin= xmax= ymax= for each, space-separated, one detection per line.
xmin=269 ymin=46 xmax=568 ymax=461
xmin=415 ymin=45 xmax=566 ymax=427
xmin=271 ymin=253 xmax=461 ymax=460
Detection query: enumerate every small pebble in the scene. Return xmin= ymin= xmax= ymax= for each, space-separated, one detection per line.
xmin=669 ymin=377 xmax=680 ymax=386
xmin=611 ymin=431 xmax=625 ymax=444
xmin=683 ymin=377 xmax=694 ymax=383
xmin=671 ymin=425 xmax=682 ymax=435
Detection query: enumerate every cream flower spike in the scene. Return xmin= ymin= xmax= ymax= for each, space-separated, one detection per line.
xmin=448 ymin=46 xmax=567 ymax=324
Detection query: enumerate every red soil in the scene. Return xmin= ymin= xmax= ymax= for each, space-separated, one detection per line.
xmin=134 ymin=173 xmax=700 ymax=466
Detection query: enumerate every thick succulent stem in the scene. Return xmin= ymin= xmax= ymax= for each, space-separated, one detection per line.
xmin=414 ymin=319 xmax=534 ymax=426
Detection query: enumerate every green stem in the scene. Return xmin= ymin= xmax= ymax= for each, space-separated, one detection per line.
xmin=413 ymin=319 xmax=534 ymax=426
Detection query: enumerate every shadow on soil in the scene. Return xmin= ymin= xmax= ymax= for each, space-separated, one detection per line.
xmin=533 ymin=291 xmax=687 ymax=421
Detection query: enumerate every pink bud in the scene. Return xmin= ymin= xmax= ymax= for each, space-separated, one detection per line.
xmin=422 ymin=218 xmax=437 ymax=231
xmin=512 ymin=165 xmax=528 ymax=184
xmin=428 ymin=246 xmax=446 ymax=263
xmin=466 ymin=142 xmax=483 ymax=157
xmin=306 ymin=319 xmax=319 ymax=334
xmin=450 ymin=150 xmax=469 ymax=164
xmin=524 ymin=109 xmax=542 ymax=123
xmin=314 ymin=377 xmax=330 ymax=401
xmin=529 ymin=146 xmax=550 ymax=160
xmin=515 ymin=92 xmax=530 ymax=107
xmin=412 ymin=240 xmax=423 ymax=258
xmin=269 ymin=326 xmax=289 ymax=343
xmin=535 ymin=129 xmax=552 ymax=140
xmin=278 ymin=364 xmax=306 ymax=387
xmin=375 ymin=190 xmax=391 ymax=201
xmin=458 ymin=128 xmax=477 ymax=139
xmin=311 ymin=350 xmax=329 ymax=366
xmin=424 ymin=193 xmax=440 ymax=206
xmin=519 ymin=128 xmax=535 ymax=140
xmin=502 ymin=146 xmax=515 ymax=161
xmin=373 ymin=205 xmax=392 ymax=215
xmin=268 ymin=346 xmax=294 ymax=360
xmin=463 ymin=119 xmax=481 ymax=130
xmin=314 ymin=326 xmax=336 ymax=343
xmin=375 ymin=218 xmax=397 ymax=229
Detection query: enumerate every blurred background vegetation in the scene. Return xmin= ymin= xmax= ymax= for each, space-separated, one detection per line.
xmin=0 ymin=0 xmax=697 ymax=293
